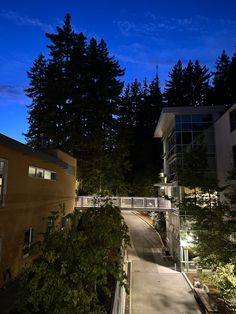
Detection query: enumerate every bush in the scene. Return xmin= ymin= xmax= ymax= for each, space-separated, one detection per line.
xmin=14 ymin=199 xmax=130 ymax=313
xmin=213 ymin=264 xmax=236 ymax=309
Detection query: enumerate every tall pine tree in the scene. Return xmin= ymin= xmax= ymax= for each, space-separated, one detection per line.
xmin=25 ymin=14 xmax=127 ymax=195
xmin=25 ymin=54 xmax=50 ymax=147
xmin=212 ymin=50 xmax=231 ymax=107
xmin=118 ymin=76 xmax=163 ymax=195
xmin=164 ymin=60 xmax=185 ymax=107
xmin=164 ymin=59 xmax=211 ymax=107
xmin=228 ymin=51 xmax=236 ymax=106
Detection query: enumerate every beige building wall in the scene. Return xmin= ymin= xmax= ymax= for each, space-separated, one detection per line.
xmin=0 ymin=135 xmax=76 ymax=286
xmin=214 ymin=103 xmax=236 ymax=185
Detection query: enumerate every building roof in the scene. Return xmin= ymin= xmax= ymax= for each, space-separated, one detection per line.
xmin=154 ymin=105 xmax=225 ymax=138
xmin=0 ymin=133 xmax=68 ymax=168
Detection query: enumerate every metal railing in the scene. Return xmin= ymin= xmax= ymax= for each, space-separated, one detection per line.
xmin=75 ymin=196 xmax=174 ymax=211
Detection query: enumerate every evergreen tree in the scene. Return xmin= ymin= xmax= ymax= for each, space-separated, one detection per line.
xmin=118 ymin=76 xmax=163 ymax=195
xmin=228 ymin=52 xmax=236 ymax=106
xmin=212 ymin=50 xmax=231 ymax=107
xmin=76 ymin=37 xmax=125 ymax=194
xmin=25 ymin=15 xmax=127 ymax=195
xmin=164 ymin=60 xmax=185 ymax=107
xmin=183 ymin=60 xmax=211 ymax=106
xmin=164 ymin=59 xmax=211 ymax=107
xmin=45 ymin=14 xmax=77 ymax=148
xmin=179 ymin=145 xmax=236 ymax=266
xmin=45 ymin=14 xmax=88 ymax=150
xmin=24 ymin=54 xmax=50 ymax=147
xmin=132 ymin=76 xmax=163 ymax=195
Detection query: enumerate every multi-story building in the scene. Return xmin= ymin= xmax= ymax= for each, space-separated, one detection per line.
xmin=154 ymin=106 xmax=224 ymax=270
xmin=0 ymin=133 xmax=77 ymax=286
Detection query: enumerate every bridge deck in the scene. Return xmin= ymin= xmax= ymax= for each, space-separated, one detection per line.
xmin=75 ymin=196 xmax=175 ymax=211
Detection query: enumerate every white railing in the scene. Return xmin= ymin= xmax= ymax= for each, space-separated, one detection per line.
xmin=75 ymin=196 xmax=173 ymax=211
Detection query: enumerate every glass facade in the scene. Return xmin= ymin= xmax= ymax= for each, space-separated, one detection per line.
xmin=166 ymin=114 xmax=216 ymax=180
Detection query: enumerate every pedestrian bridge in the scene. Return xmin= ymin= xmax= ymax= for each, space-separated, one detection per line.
xmin=75 ymin=196 xmax=174 ymax=212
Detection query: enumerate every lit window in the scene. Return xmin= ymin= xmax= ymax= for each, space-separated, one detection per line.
xmin=36 ymin=168 xmax=44 ymax=178
xmin=23 ymin=227 xmax=34 ymax=257
xmin=28 ymin=166 xmax=56 ymax=181
xmin=230 ymin=109 xmax=236 ymax=132
xmin=44 ymin=170 xmax=51 ymax=180
xmin=28 ymin=166 xmax=36 ymax=177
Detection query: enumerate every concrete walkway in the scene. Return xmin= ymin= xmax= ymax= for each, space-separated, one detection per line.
xmin=123 ymin=211 xmax=201 ymax=314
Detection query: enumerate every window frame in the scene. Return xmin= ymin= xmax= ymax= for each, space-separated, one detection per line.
xmin=28 ymin=165 xmax=57 ymax=181
xmin=23 ymin=227 xmax=34 ymax=257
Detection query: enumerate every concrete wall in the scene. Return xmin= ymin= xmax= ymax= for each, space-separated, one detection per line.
xmin=214 ymin=103 xmax=236 ymax=185
xmin=0 ymin=143 xmax=76 ymax=286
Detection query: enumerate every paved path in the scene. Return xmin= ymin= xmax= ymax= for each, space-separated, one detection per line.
xmin=122 ymin=211 xmax=201 ymax=314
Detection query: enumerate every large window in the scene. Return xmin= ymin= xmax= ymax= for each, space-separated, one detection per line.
xmin=28 ymin=166 xmax=56 ymax=181
xmin=0 ymin=159 xmax=7 ymax=207
xmin=230 ymin=109 xmax=236 ymax=132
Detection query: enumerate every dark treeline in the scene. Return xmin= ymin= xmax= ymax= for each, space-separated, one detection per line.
xmin=25 ymin=14 xmax=236 ymax=195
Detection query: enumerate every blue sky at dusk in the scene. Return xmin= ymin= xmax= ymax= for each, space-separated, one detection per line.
xmin=0 ymin=0 xmax=236 ymax=142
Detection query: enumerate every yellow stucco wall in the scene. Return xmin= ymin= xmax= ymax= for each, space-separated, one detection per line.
xmin=0 ymin=144 xmax=76 ymax=286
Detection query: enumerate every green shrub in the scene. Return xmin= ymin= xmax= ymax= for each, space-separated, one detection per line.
xmin=213 ymin=263 xmax=236 ymax=309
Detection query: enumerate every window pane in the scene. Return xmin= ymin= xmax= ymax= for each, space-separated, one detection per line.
xmin=36 ymin=168 xmax=44 ymax=178
xmin=44 ymin=170 xmax=51 ymax=180
xmin=176 ymin=132 xmax=182 ymax=144
xmin=192 ymin=114 xmax=212 ymax=122
xmin=192 ymin=122 xmax=211 ymax=131
xmin=176 ymin=145 xmax=182 ymax=153
xmin=24 ymin=230 xmax=30 ymax=245
xmin=192 ymin=132 xmax=202 ymax=142
xmin=181 ymin=115 xmax=191 ymax=123
xmin=51 ymin=172 xmax=56 ymax=180
xmin=182 ymin=132 xmax=192 ymax=144
xmin=181 ymin=123 xmax=192 ymax=131
xmin=175 ymin=123 xmax=181 ymax=131
xmin=175 ymin=115 xmax=181 ymax=123
xmin=28 ymin=166 xmax=36 ymax=177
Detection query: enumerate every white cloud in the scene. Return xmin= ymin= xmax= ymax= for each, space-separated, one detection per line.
xmin=0 ymin=85 xmax=22 ymax=96
xmin=0 ymin=84 xmax=28 ymax=107
xmin=1 ymin=10 xmax=54 ymax=32
xmin=115 ymin=14 xmax=236 ymax=38
xmin=116 ymin=21 xmax=136 ymax=36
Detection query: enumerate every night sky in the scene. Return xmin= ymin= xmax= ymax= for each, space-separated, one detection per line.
xmin=1 ymin=0 xmax=236 ymax=142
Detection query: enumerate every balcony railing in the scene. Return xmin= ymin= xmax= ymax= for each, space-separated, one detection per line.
xmin=75 ymin=196 xmax=174 ymax=211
